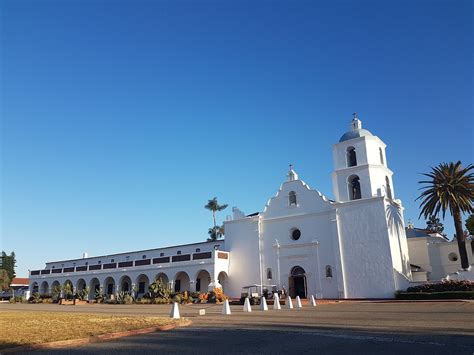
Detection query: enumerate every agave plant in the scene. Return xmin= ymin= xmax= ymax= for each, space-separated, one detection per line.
xmin=417 ymin=161 xmax=474 ymax=269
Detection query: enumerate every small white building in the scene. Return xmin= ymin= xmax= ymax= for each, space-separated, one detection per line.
xmin=30 ymin=116 xmax=416 ymax=299
xmin=406 ymin=226 xmax=474 ymax=282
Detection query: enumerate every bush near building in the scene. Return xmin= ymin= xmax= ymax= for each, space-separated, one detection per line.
xmin=396 ymin=280 xmax=474 ymax=300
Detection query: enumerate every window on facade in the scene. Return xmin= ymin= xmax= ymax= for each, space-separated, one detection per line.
xmin=385 ymin=176 xmax=392 ymax=199
xmin=85 ymin=262 xmax=88 ymax=266
xmin=196 ymin=248 xmax=200 ymax=252
xmin=98 ymin=261 xmax=101 ymax=264
xmin=325 ymin=265 xmax=333 ymax=278
xmin=347 ymin=147 xmax=357 ymax=167
xmin=142 ymin=255 xmax=146 ymax=259
xmin=111 ymin=259 xmax=114 ymax=262
xmin=348 ymin=175 xmax=362 ymax=200
xmin=266 ymin=268 xmax=273 ymax=280
xmin=379 ymin=147 xmax=384 ymax=165
xmin=177 ymin=251 xmax=181 ymax=255
xmin=289 ymin=191 xmax=297 ymax=206
xmin=138 ymin=282 xmax=145 ymax=294
xmin=196 ymin=278 xmax=201 ymax=292
xmin=291 ymin=228 xmax=301 ymax=241
xmin=160 ymin=252 xmax=164 ymax=257
xmin=52 ymin=266 xmax=55 ymax=269
xmin=448 ymin=253 xmax=458 ymax=262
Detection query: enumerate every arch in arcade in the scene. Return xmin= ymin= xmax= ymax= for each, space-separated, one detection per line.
xmin=31 ymin=281 xmax=39 ymax=294
xmin=195 ymin=269 xmax=211 ymax=293
xmin=217 ymin=271 xmax=229 ymax=294
xmin=173 ymin=271 xmax=190 ymax=292
xmin=155 ymin=272 xmax=170 ymax=287
xmin=89 ymin=277 xmax=100 ymax=299
xmin=40 ymin=281 xmax=49 ymax=295
xmin=136 ymin=274 xmax=150 ymax=296
xmin=119 ymin=275 xmax=132 ymax=293
xmin=103 ymin=276 xmax=116 ymax=297
xmin=76 ymin=278 xmax=87 ymax=293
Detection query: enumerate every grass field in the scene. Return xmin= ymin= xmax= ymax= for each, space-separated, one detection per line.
xmin=0 ymin=311 xmax=182 ymax=350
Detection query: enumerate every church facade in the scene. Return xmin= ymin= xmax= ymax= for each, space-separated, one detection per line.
xmin=29 ymin=117 xmax=413 ymax=299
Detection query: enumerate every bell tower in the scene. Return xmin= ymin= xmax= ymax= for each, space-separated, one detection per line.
xmin=331 ymin=114 xmax=394 ymax=202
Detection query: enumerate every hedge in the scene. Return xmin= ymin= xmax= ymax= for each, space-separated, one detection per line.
xmin=395 ymin=291 xmax=474 ymax=300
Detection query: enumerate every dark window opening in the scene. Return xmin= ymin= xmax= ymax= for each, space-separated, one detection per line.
xmin=347 ymin=147 xmax=357 ymax=167
xmin=289 ymin=191 xmax=297 ymax=206
xmin=266 ymin=268 xmax=273 ymax=279
xmin=291 ymin=229 xmax=301 ymax=240
xmin=385 ymin=176 xmax=392 ymax=199
xmin=349 ymin=175 xmax=362 ymax=200
xmin=325 ymin=265 xmax=333 ymax=278
xmin=379 ymin=147 xmax=384 ymax=165
xmin=138 ymin=282 xmax=145 ymax=294
xmin=177 ymin=250 xmax=181 ymax=255
xmin=196 ymin=278 xmax=201 ymax=292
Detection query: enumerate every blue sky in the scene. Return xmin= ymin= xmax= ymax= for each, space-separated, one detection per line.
xmin=1 ymin=0 xmax=472 ymax=277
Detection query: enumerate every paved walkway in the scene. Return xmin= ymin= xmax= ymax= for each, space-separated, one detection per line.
xmin=2 ymin=301 xmax=473 ymax=354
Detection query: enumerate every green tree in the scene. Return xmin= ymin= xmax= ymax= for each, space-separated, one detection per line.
xmin=1 ymin=251 xmax=16 ymax=288
xmin=466 ymin=214 xmax=474 ymax=236
xmin=207 ymin=225 xmax=225 ymax=242
xmin=0 ymin=269 xmax=10 ymax=292
xmin=417 ymin=161 xmax=474 ymax=269
xmin=425 ymin=215 xmax=445 ymax=235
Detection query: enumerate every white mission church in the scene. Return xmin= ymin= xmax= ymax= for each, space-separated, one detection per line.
xmin=29 ymin=116 xmax=414 ymax=299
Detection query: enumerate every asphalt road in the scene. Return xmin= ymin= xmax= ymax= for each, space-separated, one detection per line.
xmin=2 ymin=301 xmax=474 ymax=354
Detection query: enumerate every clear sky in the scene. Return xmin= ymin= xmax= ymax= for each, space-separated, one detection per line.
xmin=1 ymin=0 xmax=472 ymax=277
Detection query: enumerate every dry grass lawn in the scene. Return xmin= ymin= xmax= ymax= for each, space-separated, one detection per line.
xmin=0 ymin=311 xmax=183 ymax=349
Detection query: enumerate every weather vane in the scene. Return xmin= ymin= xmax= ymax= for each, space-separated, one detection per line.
xmin=352 ymin=112 xmax=358 ymax=119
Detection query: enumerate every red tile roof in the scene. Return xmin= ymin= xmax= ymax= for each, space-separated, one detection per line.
xmin=11 ymin=278 xmax=29 ymax=285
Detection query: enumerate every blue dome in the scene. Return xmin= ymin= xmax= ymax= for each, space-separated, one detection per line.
xmin=339 ymin=128 xmax=373 ymax=142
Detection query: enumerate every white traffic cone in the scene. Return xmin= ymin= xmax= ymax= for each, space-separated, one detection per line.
xmin=170 ymin=302 xmax=180 ymax=319
xmin=222 ymin=299 xmax=231 ymax=315
xmin=243 ymin=297 xmax=252 ymax=312
xmin=287 ymin=296 xmax=293 ymax=309
xmin=295 ymin=296 xmax=302 ymax=308
xmin=260 ymin=297 xmax=268 ymax=311
xmin=310 ymin=295 xmax=317 ymax=306
xmin=273 ymin=293 xmax=281 ymax=310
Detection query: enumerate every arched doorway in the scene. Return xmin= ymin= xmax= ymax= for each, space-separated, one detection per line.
xmin=31 ymin=282 xmax=39 ymax=294
xmin=119 ymin=275 xmax=132 ymax=293
xmin=195 ymin=270 xmax=211 ymax=292
xmin=76 ymin=279 xmax=86 ymax=292
xmin=103 ymin=277 xmax=116 ymax=297
xmin=89 ymin=278 xmax=100 ymax=299
xmin=51 ymin=280 xmax=61 ymax=299
xmin=63 ymin=280 xmax=74 ymax=300
xmin=40 ymin=281 xmax=49 ymax=295
xmin=289 ymin=266 xmax=307 ymax=299
xmin=136 ymin=274 xmax=149 ymax=296
xmin=218 ymin=271 xmax=229 ymax=293
xmin=174 ymin=271 xmax=190 ymax=292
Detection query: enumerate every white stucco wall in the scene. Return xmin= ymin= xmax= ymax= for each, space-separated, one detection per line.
xmin=335 ymin=197 xmax=399 ymax=298
xmin=407 ymin=237 xmax=474 ymax=280
xmin=223 ymin=216 xmax=260 ymax=298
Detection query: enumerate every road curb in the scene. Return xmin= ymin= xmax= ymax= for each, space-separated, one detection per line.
xmin=1 ymin=319 xmax=192 ymax=353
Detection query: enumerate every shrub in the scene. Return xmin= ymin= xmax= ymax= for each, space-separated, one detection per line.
xmin=396 ymin=291 xmax=474 ymax=300
xmin=148 ymin=278 xmax=171 ymax=301
xmin=406 ymin=280 xmax=474 ymax=293
xmin=172 ymin=294 xmax=182 ymax=304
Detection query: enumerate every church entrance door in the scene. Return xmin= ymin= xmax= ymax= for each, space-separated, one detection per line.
xmin=289 ymin=266 xmax=307 ymax=299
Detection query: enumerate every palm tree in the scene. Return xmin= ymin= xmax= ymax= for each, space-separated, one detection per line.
xmin=417 ymin=161 xmax=474 ymax=269
xmin=204 ymin=197 xmax=228 ymax=230
xmin=207 ymin=225 xmax=225 ymax=242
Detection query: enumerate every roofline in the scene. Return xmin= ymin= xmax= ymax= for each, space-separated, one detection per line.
xmin=45 ymin=239 xmax=226 ymax=265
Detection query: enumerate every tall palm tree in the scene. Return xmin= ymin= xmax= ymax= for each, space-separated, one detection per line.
xmin=417 ymin=161 xmax=474 ymax=269
xmin=204 ymin=197 xmax=228 ymax=230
